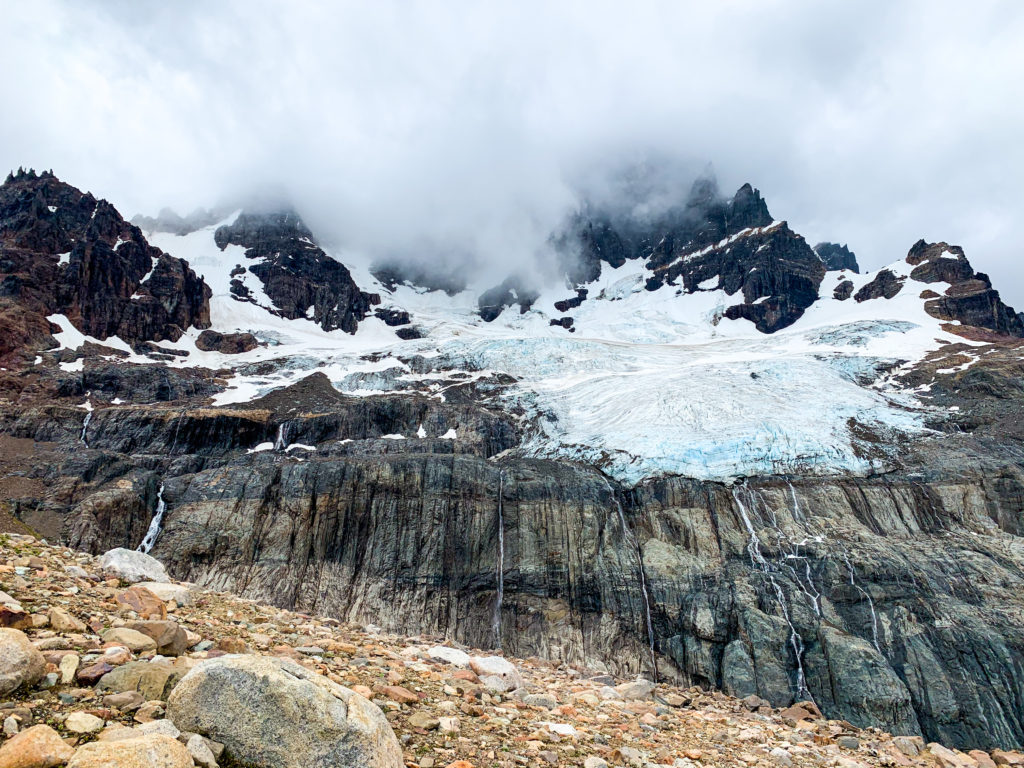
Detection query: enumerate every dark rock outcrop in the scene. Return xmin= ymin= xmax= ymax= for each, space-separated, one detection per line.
xmin=855 ymin=269 xmax=905 ymax=302
xmin=214 ymin=210 xmax=378 ymax=333
xmin=906 ymin=240 xmax=1024 ymax=337
xmin=195 ymin=330 xmax=258 ymax=354
xmin=373 ymin=308 xmax=412 ymax=327
xmin=558 ymin=177 xmax=774 ymax=286
xmin=554 ymin=177 xmax=824 ymax=332
xmin=833 ymin=279 xmax=854 ymax=301
xmin=478 ymin=277 xmax=540 ymax=322
xmin=815 ymin=242 xmax=860 ymax=273
xmin=646 ymin=222 xmax=826 ymax=333
xmin=0 ymin=169 xmax=211 ymax=360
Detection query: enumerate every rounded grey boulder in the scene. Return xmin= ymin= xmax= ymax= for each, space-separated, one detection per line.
xmin=0 ymin=628 xmax=46 ymax=697
xmin=101 ymin=548 xmax=170 ymax=584
xmin=166 ymin=655 xmax=402 ymax=768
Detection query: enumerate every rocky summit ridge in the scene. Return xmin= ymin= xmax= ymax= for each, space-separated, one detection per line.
xmin=1 ymin=168 xmax=1024 ymax=757
xmin=2 ymin=534 xmax=1023 ymax=768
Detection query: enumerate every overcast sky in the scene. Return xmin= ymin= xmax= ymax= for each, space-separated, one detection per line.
xmin=3 ymin=1 xmax=1023 ymax=304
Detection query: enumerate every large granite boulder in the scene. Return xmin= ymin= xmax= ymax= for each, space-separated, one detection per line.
xmin=167 ymin=655 xmax=403 ymax=768
xmin=0 ymin=628 xmax=46 ymax=697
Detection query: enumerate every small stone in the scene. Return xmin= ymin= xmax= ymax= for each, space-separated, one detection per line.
xmin=615 ymin=678 xmax=656 ymax=700
xmin=136 ymin=582 xmax=193 ymax=607
xmin=76 ymin=661 xmax=114 ymax=685
xmin=103 ymin=691 xmax=145 ymax=711
xmin=127 ymin=621 xmax=189 ymax=656
xmin=523 ymin=693 xmax=558 ymax=709
xmin=101 ymin=628 xmax=157 ymax=653
xmin=468 ymin=656 xmax=523 ymax=693
xmin=64 ymin=711 xmax=104 ymax=734
xmin=427 ymin=646 xmax=471 ymax=667
xmin=3 ymin=716 xmax=17 ymax=736
xmin=438 ymin=716 xmax=460 ymax=733
xmin=769 ymin=746 xmax=793 ymax=766
xmin=408 ymin=711 xmax=439 ymax=730
xmin=47 ymin=607 xmax=86 ymax=633
xmin=186 ymin=734 xmax=218 ymax=768
xmin=583 ymin=758 xmax=608 ymax=768
xmin=115 ymin=587 xmax=168 ymax=620
xmin=67 ymin=734 xmax=192 ymax=768
xmin=376 ymin=685 xmax=419 ymax=704
xmin=836 ymin=736 xmax=860 ymax=750
xmin=134 ymin=701 xmax=165 ymax=722
xmin=101 ymin=646 xmax=133 ymax=665
xmin=893 ymin=736 xmax=922 ymax=756
xmin=213 ymin=637 xmax=247 ymax=653
xmin=59 ymin=653 xmax=80 ymax=684
xmin=0 ymin=723 xmax=75 ymax=768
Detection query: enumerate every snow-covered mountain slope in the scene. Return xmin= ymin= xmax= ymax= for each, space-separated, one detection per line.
xmin=128 ymin=212 xmax=985 ymax=483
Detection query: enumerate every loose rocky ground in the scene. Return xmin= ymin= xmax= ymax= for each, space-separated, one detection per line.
xmin=0 ymin=535 xmax=1021 ymax=768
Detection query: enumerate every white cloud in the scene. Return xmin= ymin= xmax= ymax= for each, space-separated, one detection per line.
xmin=2 ymin=0 xmax=1022 ymax=304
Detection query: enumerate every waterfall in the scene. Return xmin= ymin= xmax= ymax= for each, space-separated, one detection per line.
xmin=79 ymin=411 xmax=92 ymax=446
xmin=138 ymin=484 xmax=167 ymax=554
xmin=842 ymin=552 xmax=881 ymax=653
xmin=493 ymin=470 xmax=505 ymax=649
xmin=274 ymin=423 xmax=287 ymax=451
xmin=604 ymin=477 xmax=657 ymax=681
xmin=169 ymin=408 xmax=186 ymax=454
xmin=732 ymin=485 xmax=813 ymax=703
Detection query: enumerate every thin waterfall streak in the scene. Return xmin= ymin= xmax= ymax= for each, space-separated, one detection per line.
xmin=733 ymin=485 xmax=814 ymax=703
xmin=493 ymin=470 xmax=505 ymax=649
xmin=604 ymin=477 xmax=657 ymax=681
xmin=138 ymin=484 xmax=167 ymax=554
xmin=80 ymin=411 xmax=92 ymax=446
xmin=843 ymin=552 xmax=881 ymax=653
xmin=275 ymin=423 xmax=286 ymax=451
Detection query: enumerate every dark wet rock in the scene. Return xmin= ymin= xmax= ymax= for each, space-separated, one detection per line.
xmin=373 ymin=308 xmax=412 ymax=326
xmin=815 ymin=242 xmax=860 ymax=273
xmin=478 ymin=276 xmax=540 ymax=322
xmin=557 ymin=177 xmax=773 ymax=286
xmin=554 ymin=289 xmax=588 ymax=313
xmin=214 ymin=209 xmax=378 ymax=333
xmin=371 ymin=258 xmax=468 ymax=296
xmin=644 ymin=221 xmax=825 ymax=333
xmin=195 ymin=330 xmax=258 ymax=354
xmin=0 ymin=170 xmax=210 ymax=360
xmin=52 ymin=362 xmax=222 ymax=404
xmin=549 ymin=317 xmax=574 ymax=329
xmin=395 ymin=326 xmax=424 ymax=340
xmin=855 ymin=269 xmax=905 ymax=302
xmin=906 ymin=240 xmax=1024 ymax=336
xmin=834 ymin=280 xmax=854 ymax=301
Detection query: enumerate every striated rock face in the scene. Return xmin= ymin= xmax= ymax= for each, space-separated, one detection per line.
xmin=0 ymin=169 xmax=210 ymax=361
xmin=48 ymin=444 xmax=1024 ymax=750
xmin=214 ymin=209 xmax=378 ymax=333
xmin=7 ymin=372 xmax=1018 ymax=750
xmin=815 ymin=242 xmax=860 ymax=273
xmin=906 ymin=240 xmax=1024 ymax=337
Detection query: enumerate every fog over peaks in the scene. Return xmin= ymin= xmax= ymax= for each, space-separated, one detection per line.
xmin=2 ymin=1 xmax=1023 ymax=303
